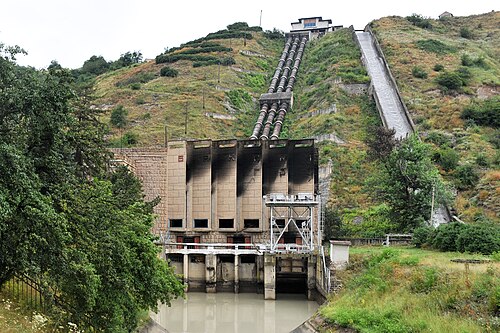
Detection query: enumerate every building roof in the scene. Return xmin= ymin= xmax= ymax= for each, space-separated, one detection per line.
xmin=292 ymin=16 xmax=333 ymax=24
xmin=439 ymin=11 xmax=453 ymax=17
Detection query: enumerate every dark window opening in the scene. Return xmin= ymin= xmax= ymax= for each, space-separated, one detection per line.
xmin=169 ymin=219 xmax=183 ymax=228
xmin=275 ymin=219 xmax=286 ymax=228
xmin=219 ymin=219 xmax=234 ymax=229
xmin=240 ymin=255 xmax=256 ymax=264
xmin=244 ymin=219 xmax=259 ymax=229
xmin=296 ymin=219 xmax=308 ymax=228
xmin=190 ymin=255 xmax=205 ymax=263
xmin=219 ymin=255 xmax=234 ymax=263
xmin=232 ymin=235 xmax=246 ymax=244
xmin=284 ymin=232 xmax=297 ymax=244
xmin=167 ymin=254 xmax=183 ymax=262
xmin=194 ymin=219 xmax=208 ymax=228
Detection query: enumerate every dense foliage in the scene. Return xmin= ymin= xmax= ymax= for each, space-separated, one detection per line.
xmin=160 ymin=66 xmax=179 ymax=77
xmin=0 ymin=44 xmax=183 ymax=332
xmin=413 ymin=222 xmax=500 ymax=255
xmin=461 ymin=96 xmax=500 ymax=128
xmin=370 ymin=134 xmax=449 ymax=231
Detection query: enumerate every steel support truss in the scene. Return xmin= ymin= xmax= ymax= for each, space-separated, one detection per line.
xmin=265 ymin=193 xmax=321 ymax=253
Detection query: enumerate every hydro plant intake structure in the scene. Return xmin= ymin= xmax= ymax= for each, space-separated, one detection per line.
xmin=250 ymin=35 xmax=308 ymax=140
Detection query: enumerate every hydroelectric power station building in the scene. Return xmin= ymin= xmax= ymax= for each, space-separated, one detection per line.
xmin=112 ymin=17 xmax=334 ymax=301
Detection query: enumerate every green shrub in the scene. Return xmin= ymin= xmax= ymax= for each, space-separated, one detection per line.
xmin=426 ymin=131 xmax=451 ymax=147
xmin=160 ymin=66 xmax=178 ymax=77
xmin=412 ymin=66 xmax=428 ymax=79
xmin=110 ymin=105 xmax=128 ymax=128
xmin=454 ymin=163 xmax=479 ymax=190
xmin=433 ymin=64 xmax=444 ymax=72
xmin=416 ymin=39 xmax=456 ymax=54
xmin=433 ymin=147 xmax=459 ymax=171
xmin=431 ymin=222 xmax=467 ymax=252
xmin=412 ymin=227 xmax=433 ymax=248
xmin=456 ymin=224 xmax=500 ymax=254
xmin=460 ymin=27 xmax=473 ymax=39
xmin=226 ymin=89 xmax=252 ymax=109
xmin=130 ymin=82 xmax=141 ymax=90
xmin=406 ymin=14 xmax=433 ymax=29
xmin=115 ymin=71 xmax=155 ymax=87
xmin=226 ymin=22 xmax=261 ymax=32
xmin=436 ymin=71 xmax=465 ymax=90
xmin=121 ymin=131 xmax=138 ymax=145
xmin=492 ymin=251 xmax=500 ymax=262
xmin=461 ymin=97 xmax=500 ymax=128
xmin=173 ymin=45 xmax=232 ymax=55
xmin=460 ymin=54 xmax=485 ymax=69
xmin=263 ymin=28 xmax=284 ymax=39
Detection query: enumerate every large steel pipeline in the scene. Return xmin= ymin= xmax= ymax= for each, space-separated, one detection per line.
xmin=270 ymin=36 xmax=307 ymax=139
xmin=250 ymin=37 xmax=293 ymax=140
xmin=250 ymin=35 xmax=307 ymax=140
xmin=260 ymin=37 xmax=300 ymax=139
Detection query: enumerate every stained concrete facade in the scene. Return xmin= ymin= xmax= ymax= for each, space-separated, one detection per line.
xmin=111 ymin=139 xmax=318 ymax=242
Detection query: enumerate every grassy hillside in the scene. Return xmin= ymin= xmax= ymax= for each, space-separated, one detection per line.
xmin=289 ymin=28 xmax=390 ymax=233
xmin=371 ymin=12 xmax=499 ymax=223
xmin=320 ymin=247 xmax=500 ymax=332
xmin=94 ymin=27 xmax=283 ymax=145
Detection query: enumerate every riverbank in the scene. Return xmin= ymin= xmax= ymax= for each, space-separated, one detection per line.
xmin=318 ymin=246 xmax=499 ymax=332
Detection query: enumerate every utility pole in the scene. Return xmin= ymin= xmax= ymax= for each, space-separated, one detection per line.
xmin=429 ymin=183 xmax=436 ymax=226
xmin=164 ymin=124 xmax=168 ymax=146
xmin=202 ymin=88 xmax=205 ymax=110
xmin=217 ymin=60 xmax=221 ymax=83
xmin=259 ymin=10 xmax=262 ymax=27
xmin=184 ymin=101 xmax=188 ymax=136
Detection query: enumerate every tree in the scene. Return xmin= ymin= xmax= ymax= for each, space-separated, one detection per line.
xmin=373 ymin=134 xmax=449 ymax=231
xmin=0 ymin=43 xmax=184 ymax=332
xmin=110 ymin=105 xmax=128 ymax=128
xmin=111 ymin=51 xmax=143 ymax=69
xmin=365 ymin=126 xmax=397 ymax=161
xmin=81 ymin=55 xmax=109 ymax=75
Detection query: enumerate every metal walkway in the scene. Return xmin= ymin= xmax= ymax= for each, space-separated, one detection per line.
xmin=355 ymin=31 xmax=412 ymax=139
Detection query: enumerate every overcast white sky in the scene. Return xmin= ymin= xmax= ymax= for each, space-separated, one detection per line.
xmin=0 ymin=0 xmax=497 ymax=69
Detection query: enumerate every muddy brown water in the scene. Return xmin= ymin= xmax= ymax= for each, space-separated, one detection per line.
xmin=150 ymin=292 xmax=319 ymax=333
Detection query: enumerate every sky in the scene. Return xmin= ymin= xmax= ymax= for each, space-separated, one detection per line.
xmin=0 ymin=0 xmax=497 ymax=69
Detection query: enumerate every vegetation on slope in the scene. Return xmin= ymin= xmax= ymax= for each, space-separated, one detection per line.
xmin=321 ymin=247 xmax=500 ymax=333
xmin=371 ymin=12 xmax=499 ymax=223
xmin=290 ymin=28 xmax=395 ymax=237
xmin=93 ymin=23 xmax=284 ymax=145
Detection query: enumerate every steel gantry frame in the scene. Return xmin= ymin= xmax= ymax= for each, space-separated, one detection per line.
xmin=265 ymin=193 xmax=321 ymax=253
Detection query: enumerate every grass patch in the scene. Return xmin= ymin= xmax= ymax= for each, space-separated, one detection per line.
xmin=415 ymin=39 xmax=457 ymax=54
xmin=321 ymin=247 xmax=500 ymax=333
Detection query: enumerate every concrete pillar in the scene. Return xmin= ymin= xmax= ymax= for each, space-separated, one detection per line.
xmin=264 ymin=254 xmax=276 ymax=300
xmin=183 ymin=254 xmax=189 ymax=292
xmin=234 ymin=254 xmax=240 ymax=293
xmin=206 ymin=254 xmax=217 ymax=293
xmin=307 ymin=255 xmax=317 ymax=300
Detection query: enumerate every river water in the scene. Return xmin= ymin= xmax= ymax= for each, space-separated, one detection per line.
xmin=150 ymin=293 xmax=319 ymax=333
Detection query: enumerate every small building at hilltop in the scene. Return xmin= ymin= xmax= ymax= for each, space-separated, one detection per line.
xmin=289 ymin=17 xmax=340 ymax=39
xmin=439 ymin=11 xmax=454 ymax=19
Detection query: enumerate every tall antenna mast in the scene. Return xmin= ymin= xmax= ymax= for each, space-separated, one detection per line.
xmin=259 ymin=10 xmax=262 ymax=27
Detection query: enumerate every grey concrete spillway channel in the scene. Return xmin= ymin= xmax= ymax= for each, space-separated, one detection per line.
xmin=355 ymin=31 xmax=413 ymax=140
xmin=355 ymin=30 xmax=450 ymax=225
xmin=251 ymin=35 xmax=308 ymax=140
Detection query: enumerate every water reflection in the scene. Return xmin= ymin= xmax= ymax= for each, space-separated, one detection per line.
xmin=151 ymin=293 xmax=318 ymax=333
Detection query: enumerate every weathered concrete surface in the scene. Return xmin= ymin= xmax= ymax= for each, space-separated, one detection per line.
xmin=355 ymin=31 xmax=412 ymax=139
xmin=264 ymin=254 xmax=276 ymax=300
